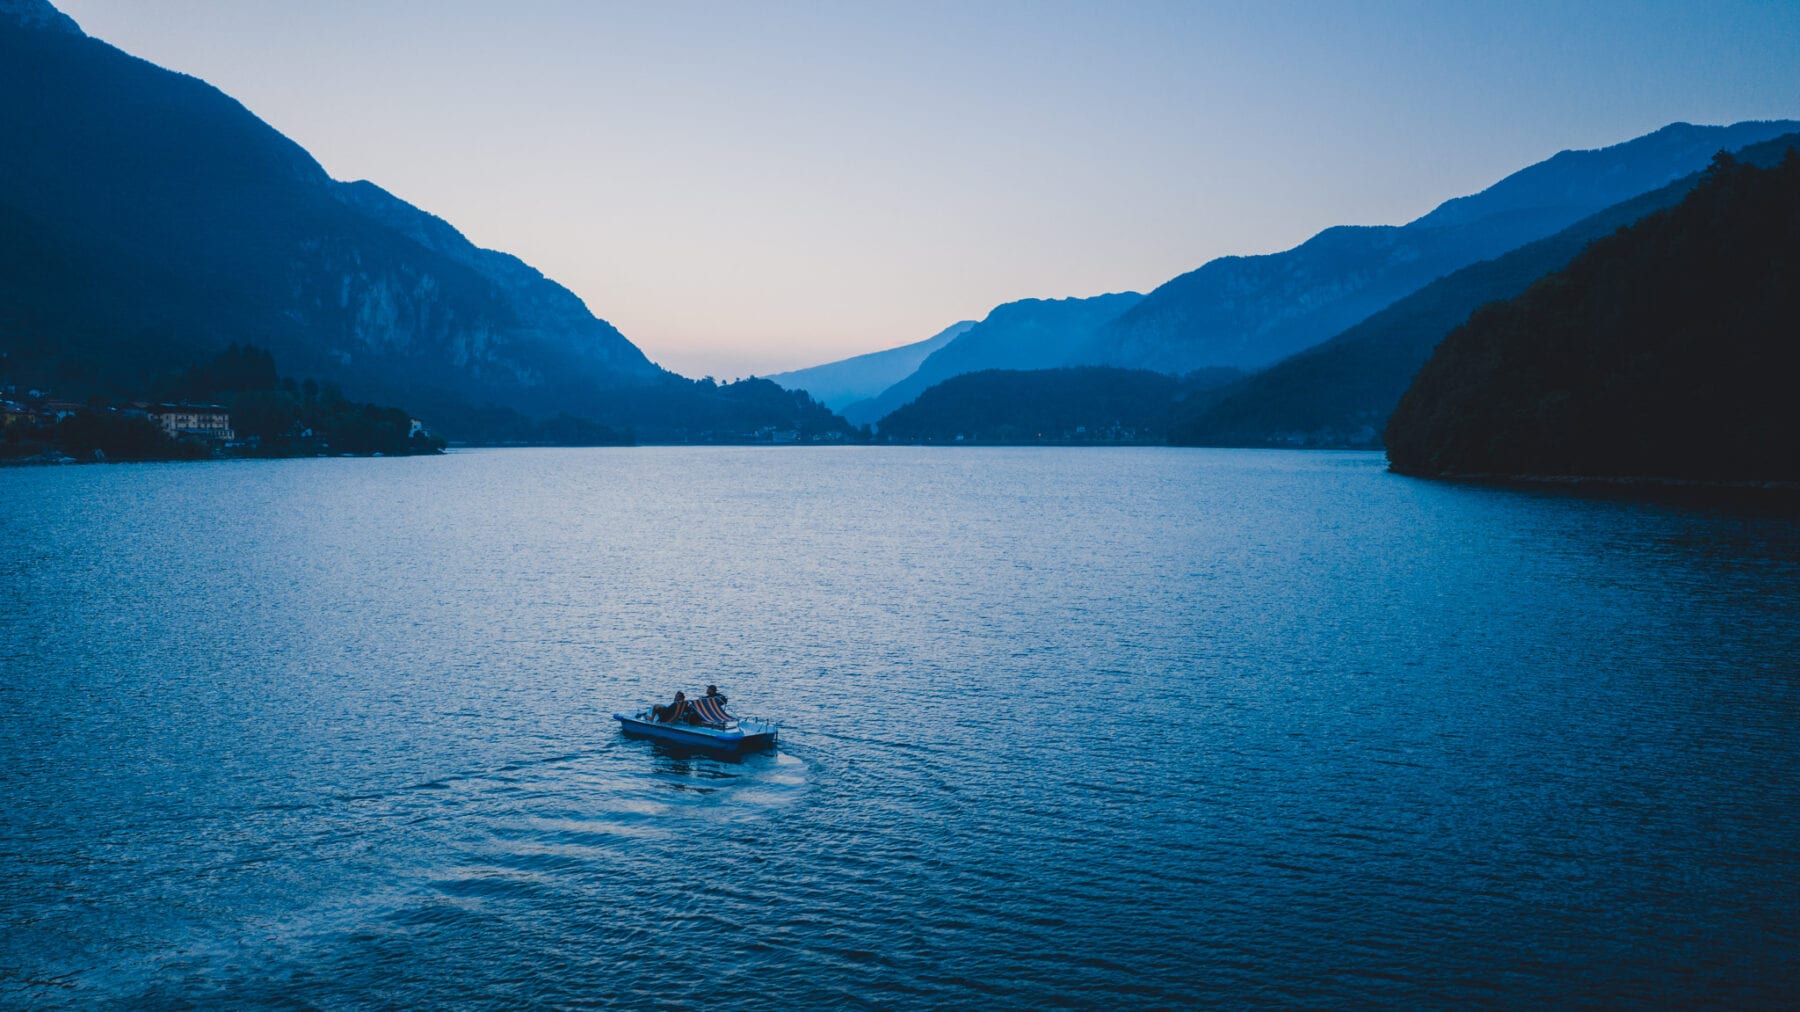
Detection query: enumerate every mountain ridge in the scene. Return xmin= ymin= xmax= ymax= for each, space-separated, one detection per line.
xmin=1384 ymin=150 xmax=1800 ymax=481
xmin=767 ymin=320 xmax=975 ymax=411
xmin=1079 ymin=119 xmax=1800 ymax=375
xmin=0 ymin=2 xmax=860 ymax=442
xmin=0 ymin=8 xmax=652 ymax=405
xmin=842 ymin=292 xmax=1143 ymax=427
xmin=841 ymin=119 xmax=1799 ymax=434
xmin=1168 ymin=129 xmax=1800 ymax=450
xmin=0 ymin=0 xmax=78 ymax=35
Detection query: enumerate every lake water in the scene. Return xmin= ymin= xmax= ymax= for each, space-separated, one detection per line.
xmin=3 ymin=447 xmax=1798 ymax=1008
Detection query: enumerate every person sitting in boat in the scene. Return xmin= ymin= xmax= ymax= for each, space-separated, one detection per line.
xmin=652 ymin=691 xmax=687 ymax=723
xmin=686 ymin=689 xmax=734 ymax=727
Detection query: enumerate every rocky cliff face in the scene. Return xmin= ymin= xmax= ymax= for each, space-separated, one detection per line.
xmin=330 ymin=181 xmax=657 ymax=381
xmin=0 ymin=1 xmax=662 ymax=420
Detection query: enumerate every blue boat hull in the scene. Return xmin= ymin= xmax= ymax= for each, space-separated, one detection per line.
xmin=613 ymin=712 xmax=778 ymax=753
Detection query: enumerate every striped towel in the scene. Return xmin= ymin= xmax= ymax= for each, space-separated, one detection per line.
xmin=688 ymin=695 xmax=733 ymax=726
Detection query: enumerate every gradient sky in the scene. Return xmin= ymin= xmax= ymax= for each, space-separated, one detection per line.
xmin=54 ymin=0 xmax=1800 ymax=378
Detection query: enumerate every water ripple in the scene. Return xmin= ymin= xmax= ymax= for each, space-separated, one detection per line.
xmin=1 ymin=448 xmax=1797 ymax=1008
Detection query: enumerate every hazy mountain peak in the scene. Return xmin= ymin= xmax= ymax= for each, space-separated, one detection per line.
xmin=767 ymin=320 xmax=977 ymax=411
xmin=0 ymin=0 xmax=80 ymax=35
xmin=840 ymin=290 xmax=1145 ymax=428
xmin=1408 ymin=119 xmax=1800 ymax=230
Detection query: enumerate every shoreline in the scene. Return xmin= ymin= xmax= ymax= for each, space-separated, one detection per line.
xmin=1391 ymin=467 xmax=1800 ymax=512
xmin=1392 ymin=467 xmax=1800 ymax=491
xmin=0 ymin=448 xmax=444 ymax=467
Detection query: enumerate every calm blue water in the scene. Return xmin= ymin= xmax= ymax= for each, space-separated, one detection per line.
xmin=3 ymin=448 xmax=1798 ymax=1008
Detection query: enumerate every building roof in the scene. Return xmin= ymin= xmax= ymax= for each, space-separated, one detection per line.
xmin=149 ymin=403 xmax=230 ymax=413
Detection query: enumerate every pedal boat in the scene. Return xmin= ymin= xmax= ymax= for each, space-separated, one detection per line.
xmin=613 ymin=707 xmax=778 ymax=753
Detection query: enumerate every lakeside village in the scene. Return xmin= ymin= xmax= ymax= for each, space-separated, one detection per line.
xmin=0 ymin=385 xmax=443 ymax=465
xmin=0 ymin=343 xmax=458 ymax=463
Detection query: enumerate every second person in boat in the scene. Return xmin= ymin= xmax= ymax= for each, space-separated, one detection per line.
xmin=652 ymin=691 xmax=687 ymax=723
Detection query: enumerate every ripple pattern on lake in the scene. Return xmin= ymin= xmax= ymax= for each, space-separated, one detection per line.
xmin=3 ymin=448 xmax=1798 ymax=1008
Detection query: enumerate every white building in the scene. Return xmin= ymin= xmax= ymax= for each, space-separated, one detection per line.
xmin=150 ymin=404 xmax=234 ymax=442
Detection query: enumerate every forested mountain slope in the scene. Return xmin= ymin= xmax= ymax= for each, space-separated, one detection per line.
xmin=1170 ymin=131 xmax=1800 ymax=449
xmin=1082 ymin=121 xmax=1800 ymax=375
xmin=1385 ymin=151 xmax=1800 ymax=481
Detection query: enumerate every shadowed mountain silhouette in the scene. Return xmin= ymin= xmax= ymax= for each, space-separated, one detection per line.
xmin=833 ymin=121 xmax=1799 ymax=435
xmin=841 ymin=292 xmax=1143 ymax=428
xmin=1168 ymin=130 xmax=1800 ymax=449
xmin=1384 ymin=150 xmax=1800 ymax=482
xmin=1079 ymin=121 xmax=1800 ymax=375
xmin=0 ymin=1 xmax=854 ymax=441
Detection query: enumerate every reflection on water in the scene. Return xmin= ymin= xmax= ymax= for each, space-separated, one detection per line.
xmin=2 ymin=448 xmax=1797 ymax=1008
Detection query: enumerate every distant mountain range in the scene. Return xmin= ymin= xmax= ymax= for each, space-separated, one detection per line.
xmin=1170 ymin=129 xmax=1800 ymax=449
xmin=839 ymin=292 xmax=1143 ymax=427
xmin=1088 ymin=120 xmax=1800 ymax=376
xmin=8 ymin=0 xmax=1795 ymax=458
xmin=772 ymin=119 xmax=1800 ymax=436
xmin=765 ymin=320 xmax=974 ymax=411
xmin=1385 ymin=150 xmax=1800 ymax=482
xmin=0 ymin=0 xmax=848 ymax=442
